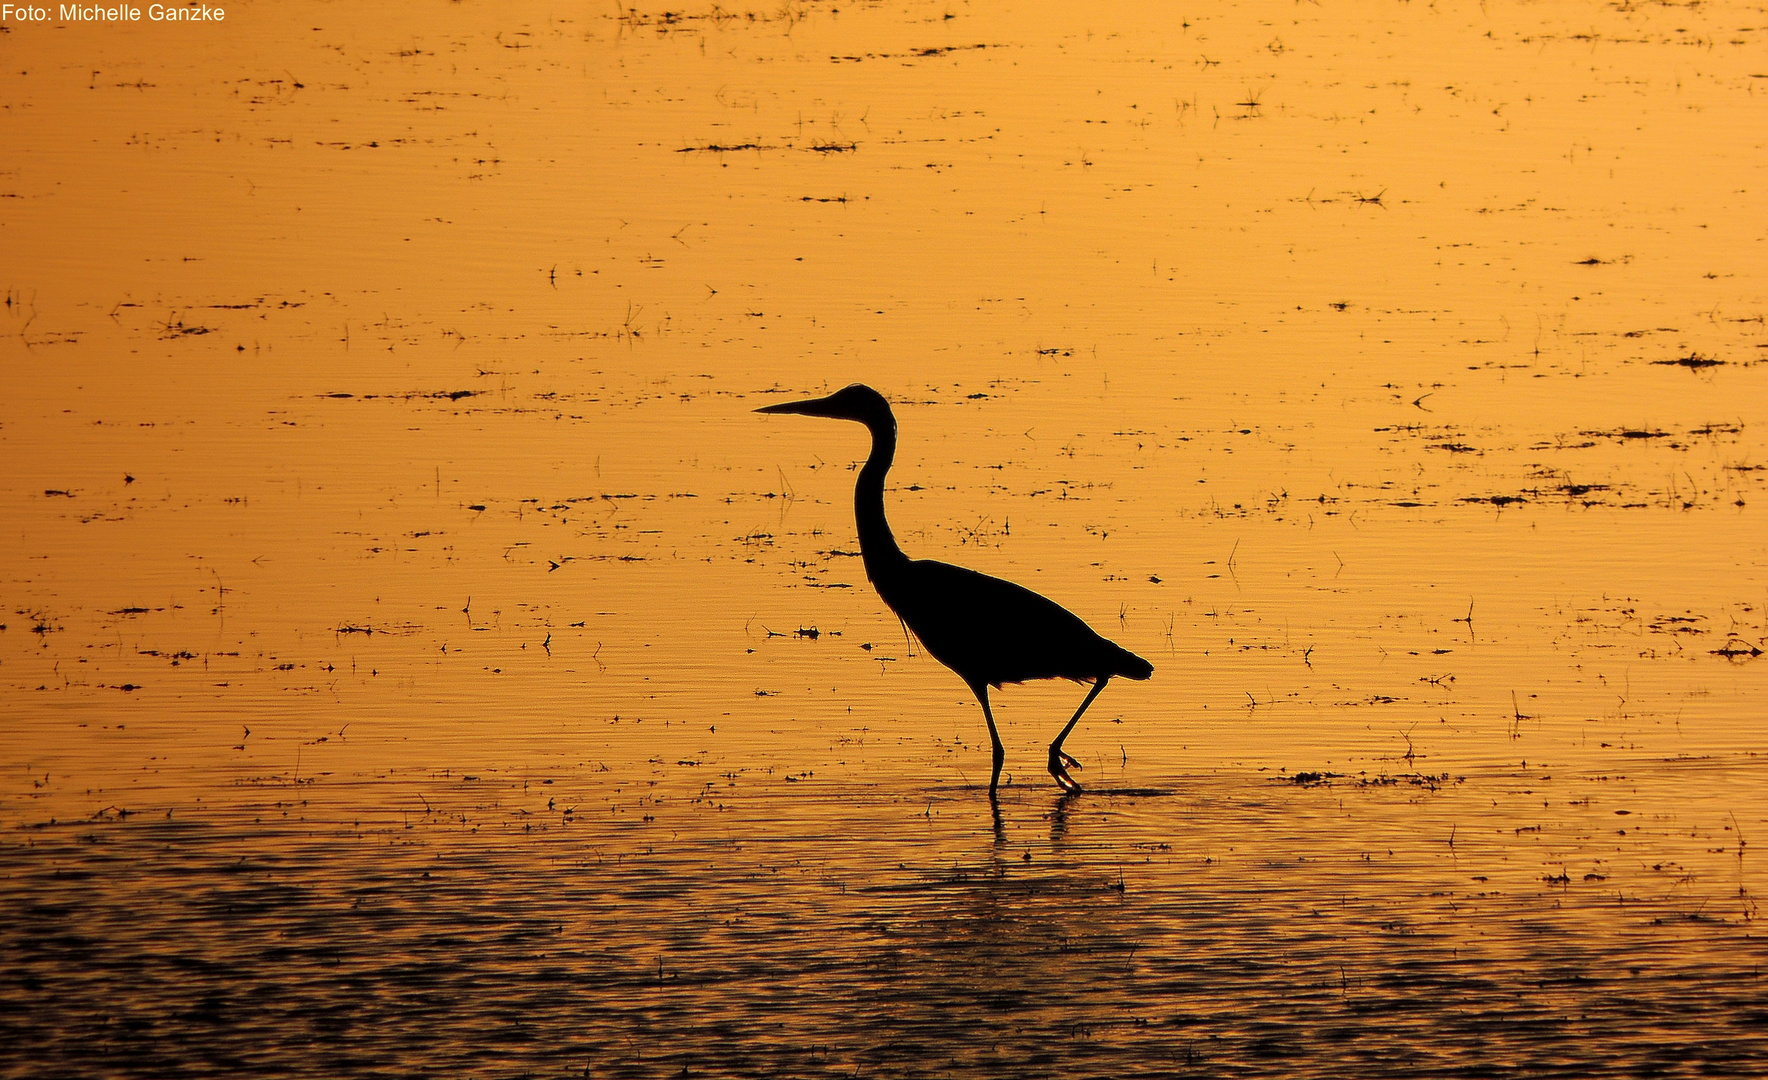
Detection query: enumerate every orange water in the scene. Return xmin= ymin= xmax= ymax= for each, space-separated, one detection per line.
xmin=3 ymin=0 xmax=1765 ymax=1074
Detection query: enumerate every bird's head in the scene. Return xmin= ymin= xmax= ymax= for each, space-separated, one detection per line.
xmin=754 ymin=383 xmax=894 ymax=432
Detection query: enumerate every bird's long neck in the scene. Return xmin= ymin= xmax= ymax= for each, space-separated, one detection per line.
xmin=856 ymin=416 xmax=910 ymax=588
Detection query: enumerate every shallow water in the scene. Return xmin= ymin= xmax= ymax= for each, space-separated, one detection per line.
xmin=3 ymin=0 xmax=1766 ymax=1075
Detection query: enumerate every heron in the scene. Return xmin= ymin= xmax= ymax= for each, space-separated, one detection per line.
xmin=756 ymin=383 xmax=1153 ymax=794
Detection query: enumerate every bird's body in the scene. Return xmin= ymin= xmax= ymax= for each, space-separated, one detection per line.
xmin=879 ymin=558 xmax=1151 ymax=690
xmin=757 ymin=383 xmax=1152 ymax=794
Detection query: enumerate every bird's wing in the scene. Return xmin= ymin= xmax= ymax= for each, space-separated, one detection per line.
xmin=888 ymin=559 xmax=1118 ymax=686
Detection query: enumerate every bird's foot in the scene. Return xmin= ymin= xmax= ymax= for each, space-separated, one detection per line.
xmin=1049 ymin=752 xmax=1084 ymax=793
xmin=1058 ymin=751 xmax=1083 ymax=770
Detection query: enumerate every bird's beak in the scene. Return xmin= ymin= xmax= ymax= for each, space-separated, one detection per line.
xmin=754 ymin=394 xmax=839 ymax=417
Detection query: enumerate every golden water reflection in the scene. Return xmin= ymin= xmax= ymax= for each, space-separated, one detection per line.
xmin=2 ymin=0 xmax=1765 ymax=1072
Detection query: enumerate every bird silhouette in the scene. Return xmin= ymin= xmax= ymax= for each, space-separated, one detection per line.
xmin=757 ymin=384 xmax=1152 ymax=794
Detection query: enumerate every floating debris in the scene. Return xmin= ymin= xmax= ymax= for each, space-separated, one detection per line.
xmin=1653 ymin=354 xmax=1723 ymax=369
xmin=676 ymin=142 xmax=771 ymax=153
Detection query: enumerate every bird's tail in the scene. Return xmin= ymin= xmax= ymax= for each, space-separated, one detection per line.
xmin=1110 ymin=644 xmax=1154 ymax=681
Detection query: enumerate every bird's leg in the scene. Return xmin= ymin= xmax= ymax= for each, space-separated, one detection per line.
xmin=971 ymin=682 xmax=1005 ymax=794
xmin=1049 ymin=676 xmax=1109 ymax=792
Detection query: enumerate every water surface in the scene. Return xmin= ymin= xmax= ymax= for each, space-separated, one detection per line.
xmin=3 ymin=0 xmax=1765 ymax=1074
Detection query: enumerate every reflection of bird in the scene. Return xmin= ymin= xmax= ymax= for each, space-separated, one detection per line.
xmin=757 ymin=384 xmax=1152 ymax=794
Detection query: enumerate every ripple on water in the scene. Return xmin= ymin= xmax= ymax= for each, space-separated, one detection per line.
xmin=3 ymin=765 xmax=1764 ymax=1077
